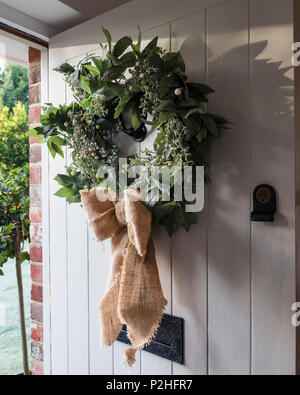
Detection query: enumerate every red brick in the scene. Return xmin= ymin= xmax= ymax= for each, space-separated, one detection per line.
xmin=29 ymin=84 xmax=41 ymax=105
xmin=31 ymin=341 xmax=44 ymax=362
xmin=29 ymin=106 xmax=41 ymax=124
xmin=31 ymin=264 xmax=43 ymax=283
xmin=31 ymin=323 xmax=43 ymax=342
xmin=31 ymin=284 xmax=43 ymax=303
xmin=29 ymin=137 xmax=41 ymax=144
xmin=30 ymin=224 xmax=42 ymax=243
xmin=30 ymin=206 xmax=42 ymax=223
xmin=30 ymin=186 xmax=42 ymax=204
xmin=30 ymin=144 xmax=41 ymax=163
xmin=31 ymin=302 xmax=43 ymax=323
xmin=32 ymin=359 xmax=44 ymax=376
xmin=29 ymin=64 xmax=41 ymax=85
xmin=29 ymin=47 xmax=41 ymax=64
xmin=30 ymin=245 xmax=43 ymax=263
xmin=30 ymin=167 xmax=42 ymax=184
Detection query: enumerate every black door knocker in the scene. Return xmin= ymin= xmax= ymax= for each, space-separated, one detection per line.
xmin=119 ymin=113 xmax=147 ymax=143
xmin=250 ymin=184 xmax=276 ymax=222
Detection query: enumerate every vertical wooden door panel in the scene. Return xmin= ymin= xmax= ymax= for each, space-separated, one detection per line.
xmin=140 ymin=24 xmax=173 ymax=375
xmin=65 ymin=75 xmax=90 ymax=375
xmin=207 ymin=0 xmax=251 ymax=375
xmin=84 ymin=46 xmax=115 ymax=375
xmin=89 ymin=238 xmax=114 ymax=374
xmin=250 ymin=0 xmax=295 ymax=375
xmin=171 ymin=12 xmax=208 ymax=375
xmin=48 ymin=60 xmax=69 ymax=375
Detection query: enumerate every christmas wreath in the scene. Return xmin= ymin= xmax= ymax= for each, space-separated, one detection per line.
xmin=30 ymin=27 xmax=229 ymax=236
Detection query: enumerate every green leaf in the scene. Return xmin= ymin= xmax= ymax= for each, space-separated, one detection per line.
xmin=113 ymin=36 xmax=133 ymax=58
xmin=153 ymin=132 xmax=164 ymax=154
xmin=114 ymin=94 xmax=136 ymax=119
xmin=187 ymin=83 xmax=214 ymax=102
xmin=106 ymin=82 xmax=126 ymax=97
xmin=106 ymin=65 xmax=125 ymax=81
xmin=80 ymin=75 xmax=92 ymax=94
xmin=47 ymin=136 xmax=65 ymax=159
xmin=151 ymin=112 xmax=176 ymax=131
xmin=159 ymin=76 xmax=170 ymax=98
xmin=184 ymin=107 xmax=206 ymax=119
xmin=203 ymin=115 xmax=219 ymax=137
xmin=137 ymin=26 xmax=142 ymax=50
xmin=142 ymin=37 xmax=158 ymax=55
xmin=54 ymin=63 xmax=75 ymax=74
xmin=54 ymin=174 xmax=74 ymax=188
xmin=158 ymin=100 xmax=176 ymax=113
xmin=131 ymin=105 xmax=141 ymax=128
xmin=119 ymin=52 xmax=136 ymax=67
xmin=102 ymin=27 xmax=112 ymax=51
xmin=80 ymin=97 xmax=93 ymax=107
xmin=208 ymin=113 xmax=230 ymax=125
xmin=163 ymin=52 xmax=185 ymax=74
xmin=177 ymin=52 xmax=186 ymax=73
xmin=20 ymin=252 xmax=30 ymax=263
xmin=83 ymin=64 xmax=100 ymax=75
xmin=55 ymin=187 xmax=75 ymax=198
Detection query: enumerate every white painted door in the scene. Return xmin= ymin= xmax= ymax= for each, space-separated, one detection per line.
xmin=43 ymin=0 xmax=297 ymax=375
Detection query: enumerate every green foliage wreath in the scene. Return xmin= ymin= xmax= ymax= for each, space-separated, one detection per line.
xmin=30 ymin=27 xmax=229 ymax=236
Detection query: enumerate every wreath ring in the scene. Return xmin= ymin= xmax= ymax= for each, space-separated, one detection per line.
xmin=31 ymin=27 xmax=229 ymax=236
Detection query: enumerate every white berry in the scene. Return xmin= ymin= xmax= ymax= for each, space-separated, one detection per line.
xmin=175 ymin=88 xmax=182 ymax=96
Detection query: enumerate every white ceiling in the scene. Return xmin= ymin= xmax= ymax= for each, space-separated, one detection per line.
xmin=0 ymin=0 xmax=132 ymax=37
xmin=0 ymin=0 xmax=84 ymax=27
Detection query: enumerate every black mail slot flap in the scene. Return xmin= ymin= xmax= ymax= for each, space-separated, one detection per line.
xmin=117 ymin=313 xmax=184 ymax=364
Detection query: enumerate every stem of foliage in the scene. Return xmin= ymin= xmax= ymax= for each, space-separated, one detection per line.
xmin=13 ymin=228 xmax=29 ymax=376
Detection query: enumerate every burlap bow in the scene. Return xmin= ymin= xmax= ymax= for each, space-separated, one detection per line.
xmin=80 ymin=188 xmax=167 ymax=366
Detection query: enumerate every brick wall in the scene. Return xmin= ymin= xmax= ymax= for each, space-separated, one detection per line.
xmin=28 ymin=47 xmax=44 ymax=375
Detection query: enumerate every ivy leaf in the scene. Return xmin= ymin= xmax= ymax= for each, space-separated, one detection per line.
xmin=54 ymin=63 xmax=75 ymax=74
xmin=113 ymin=36 xmax=133 ymax=58
xmin=102 ymin=27 xmax=112 ymax=51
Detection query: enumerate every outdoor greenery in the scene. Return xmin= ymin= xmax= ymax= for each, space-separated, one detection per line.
xmin=0 ymin=64 xmax=29 ymax=112
xmin=0 ymin=61 xmax=30 ymax=375
xmin=32 ymin=27 xmax=229 ymax=236
xmin=0 ymin=103 xmax=29 ymax=172
xmin=0 ymin=166 xmax=30 ymax=276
